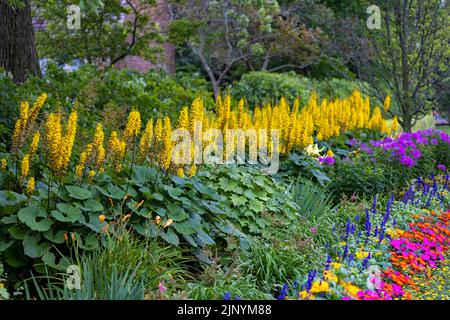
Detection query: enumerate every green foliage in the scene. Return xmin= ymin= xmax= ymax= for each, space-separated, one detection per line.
xmin=230 ymin=71 xmax=369 ymax=108
xmin=186 ymin=265 xmax=272 ymax=300
xmin=35 ymin=0 xmax=163 ymax=66
xmin=197 ymin=165 xmax=298 ymax=239
xmin=327 ymin=156 xmax=401 ymax=202
xmin=23 ymin=229 xmax=188 ymax=300
xmin=277 ymin=151 xmax=330 ymax=186
xmin=291 ymin=177 xmax=335 ymax=220
xmin=230 ymin=71 xmax=311 ymax=106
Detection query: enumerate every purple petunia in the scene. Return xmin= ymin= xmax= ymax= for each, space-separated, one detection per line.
xmin=437 ymin=164 xmax=447 ymax=171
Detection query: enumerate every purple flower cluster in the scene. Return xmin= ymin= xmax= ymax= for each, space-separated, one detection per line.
xmin=319 ymin=156 xmax=335 ymax=165
xmin=353 ymin=129 xmax=450 ymax=168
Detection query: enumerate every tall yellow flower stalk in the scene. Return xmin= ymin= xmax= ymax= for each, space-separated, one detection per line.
xmin=178 ymin=107 xmax=189 ymax=130
xmin=123 ymin=110 xmax=141 ymax=143
xmin=139 ymin=119 xmax=154 ymax=158
xmin=44 ymin=113 xmax=62 ymax=174
xmin=12 ymin=93 xmax=47 ymax=153
xmin=29 ymin=93 xmax=47 ymax=126
xmin=26 ymin=177 xmax=35 ymax=196
xmin=12 ymin=101 xmax=29 ymax=152
xmin=75 ymin=144 xmax=93 ymax=179
xmin=21 ymin=154 xmax=30 ymax=178
xmin=92 ymin=123 xmax=106 ymax=170
xmin=161 ymin=116 xmax=173 ymax=170
xmin=154 ymin=118 xmax=163 ymax=143
xmin=58 ymin=111 xmax=78 ymax=171
xmin=29 ymin=131 xmax=40 ymax=158
xmin=107 ymin=131 xmax=126 ymax=172
xmin=44 ymin=111 xmax=77 ymax=175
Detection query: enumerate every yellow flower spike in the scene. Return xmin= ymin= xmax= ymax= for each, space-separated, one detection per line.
xmin=154 ymin=118 xmax=163 ymax=143
xmin=26 ymin=177 xmax=35 ymax=196
xmin=88 ymin=170 xmax=96 ymax=183
xmin=59 ymin=111 xmax=78 ymax=171
xmin=139 ymin=119 xmax=154 ymax=157
xmin=91 ymin=123 xmax=105 ymax=168
xmin=123 ymin=110 xmax=141 ymax=143
xmin=188 ymin=164 xmax=197 ymax=177
xmin=1 ymin=159 xmax=7 ymax=171
xmin=391 ymin=116 xmax=399 ymax=133
xmin=178 ymin=107 xmax=189 ymax=130
xmin=29 ymin=93 xmax=47 ymax=125
xmin=44 ymin=113 xmax=62 ymax=174
xmin=177 ymin=168 xmax=185 ymax=178
xmin=161 ymin=116 xmax=173 ymax=170
xmin=29 ymin=131 xmax=40 ymax=157
xmin=21 ymin=154 xmax=30 ymax=178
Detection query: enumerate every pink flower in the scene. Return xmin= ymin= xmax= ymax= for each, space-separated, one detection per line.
xmin=158 ymin=281 xmax=167 ymax=293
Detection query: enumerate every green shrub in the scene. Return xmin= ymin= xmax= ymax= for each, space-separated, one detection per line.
xmin=230 ymin=71 xmax=311 ymax=107
xmin=197 ymin=165 xmax=299 ymax=238
xmin=230 ymin=71 xmax=371 ymax=108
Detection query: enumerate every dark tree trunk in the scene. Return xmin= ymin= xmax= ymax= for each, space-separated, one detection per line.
xmin=0 ymin=0 xmax=41 ymax=83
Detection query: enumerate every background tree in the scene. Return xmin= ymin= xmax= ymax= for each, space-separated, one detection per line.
xmin=169 ymin=0 xmax=324 ymax=98
xmin=327 ymin=0 xmax=449 ymax=132
xmin=0 ymin=0 xmax=41 ymax=83
xmin=35 ymin=0 xmax=164 ymax=67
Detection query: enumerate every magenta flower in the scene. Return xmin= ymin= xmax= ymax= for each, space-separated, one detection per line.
xmin=437 ymin=164 xmax=446 ymax=171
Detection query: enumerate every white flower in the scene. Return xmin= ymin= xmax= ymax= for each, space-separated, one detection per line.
xmin=305 ymin=143 xmax=324 ymax=157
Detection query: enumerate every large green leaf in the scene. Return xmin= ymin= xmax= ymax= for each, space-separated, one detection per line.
xmin=166 ymin=203 xmax=188 ymax=222
xmin=51 ymin=203 xmax=82 ymax=222
xmin=82 ymin=199 xmax=104 ymax=212
xmin=23 ymin=233 xmax=52 ymax=258
xmin=0 ymin=238 xmax=14 ymax=252
xmin=43 ymin=229 xmax=67 ymax=244
xmin=8 ymin=224 xmax=29 ymax=240
xmin=0 ymin=190 xmax=28 ymax=214
xmin=78 ymin=232 xmax=99 ymax=250
xmin=66 ymin=185 xmax=92 ymax=200
xmin=18 ymin=206 xmax=52 ymax=232
xmin=132 ymin=165 xmax=157 ymax=185
xmin=0 ymin=215 xmax=18 ymax=224
xmin=173 ymin=219 xmax=200 ymax=235
xmin=5 ymin=244 xmax=27 ymax=267
xmin=195 ymin=230 xmax=215 ymax=245
xmin=42 ymin=252 xmax=71 ymax=271
xmin=106 ymin=185 xmax=127 ymax=199
xmin=132 ymin=222 xmax=157 ymax=237
xmin=160 ymin=229 xmax=179 ymax=245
